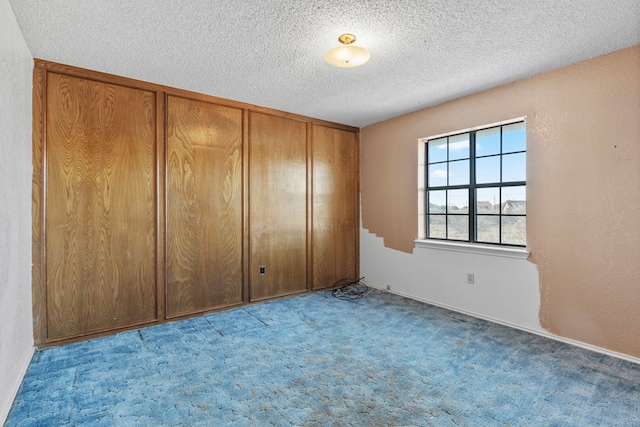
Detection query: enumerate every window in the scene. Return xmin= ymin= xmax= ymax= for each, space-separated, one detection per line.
xmin=421 ymin=120 xmax=526 ymax=246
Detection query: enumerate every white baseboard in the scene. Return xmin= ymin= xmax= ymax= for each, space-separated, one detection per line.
xmin=0 ymin=346 xmax=35 ymax=425
xmin=372 ymin=285 xmax=640 ymax=365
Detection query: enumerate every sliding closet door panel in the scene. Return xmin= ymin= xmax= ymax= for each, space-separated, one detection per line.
xmin=45 ymin=73 xmax=157 ymax=341
xmin=166 ymin=96 xmax=243 ymax=318
xmin=249 ymin=112 xmax=307 ymax=300
xmin=312 ymin=125 xmax=359 ymax=289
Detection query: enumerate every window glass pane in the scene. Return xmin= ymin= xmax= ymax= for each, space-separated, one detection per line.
xmin=501 ymin=186 xmax=526 ymax=214
xmin=428 ymin=164 xmax=448 ymax=187
xmin=476 ymin=187 xmax=499 ymax=214
xmin=448 ymin=159 xmax=469 ymax=185
xmin=502 ymin=216 xmax=526 ymax=245
xmin=502 ymin=152 xmax=526 ymax=182
xmin=428 ymin=138 xmax=447 ymax=163
xmin=476 ymin=156 xmax=500 ymax=184
xmin=447 ymin=189 xmax=468 ymax=214
xmin=476 ymin=127 xmax=500 ymax=157
xmin=502 ymin=122 xmax=526 ymax=153
xmin=448 ymin=133 xmax=470 ymax=160
xmin=447 ymin=215 xmax=468 ymax=240
xmin=476 ymin=215 xmax=500 ymax=243
xmin=428 ymin=214 xmax=446 ymax=239
xmin=428 ymin=190 xmax=446 ymax=213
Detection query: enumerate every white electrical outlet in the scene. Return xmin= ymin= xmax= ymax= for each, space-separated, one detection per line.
xmin=467 ymin=273 xmax=475 ymax=284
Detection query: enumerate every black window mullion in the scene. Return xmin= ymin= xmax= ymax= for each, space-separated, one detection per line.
xmin=499 ymin=126 xmax=504 ymax=183
xmin=444 ymin=189 xmax=448 ymax=240
xmin=469 ymin=132 xmax=476 ymax=243
xmin=498 ymin=127 xmax=504 ymax=244
xmin=445 ymin=136 xmax=449 ymax=239
xmin=498 ymin=187 xmax=503 ymax=244
xmin=424 ymin=142 xmax=429 ymax=236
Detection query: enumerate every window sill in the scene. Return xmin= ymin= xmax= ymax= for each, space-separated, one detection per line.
xmin=414 ymin=239 xmax=529 ymax=259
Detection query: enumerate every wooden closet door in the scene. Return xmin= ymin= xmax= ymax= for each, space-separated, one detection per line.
xmin=312 ymin=125 xmax=359 ymax=289
xmin=166 ymin=96 xmax=243 ymax=318
xmin=45 ymin=73 xmax=157 ymax=341
xmin=249 ymin=112 xmax=308 ymax=301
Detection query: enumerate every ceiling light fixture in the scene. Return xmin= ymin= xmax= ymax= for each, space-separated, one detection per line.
xmin=324 ymin=33 xmax=370 ymax=68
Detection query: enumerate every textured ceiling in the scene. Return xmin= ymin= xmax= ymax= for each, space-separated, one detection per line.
xmin=8 ymin=0 xmax=640 ymax=127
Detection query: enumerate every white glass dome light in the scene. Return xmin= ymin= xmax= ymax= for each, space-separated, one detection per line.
xmin=324 ymin=33 xmax=370 ymax=68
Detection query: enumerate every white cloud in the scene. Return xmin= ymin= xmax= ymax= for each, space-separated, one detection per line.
xmin=449 ymin=140 xmax=469 ymax=151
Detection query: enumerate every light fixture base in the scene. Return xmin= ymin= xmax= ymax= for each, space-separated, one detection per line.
xmin=338 ymin=33 xmax=357 ymax=45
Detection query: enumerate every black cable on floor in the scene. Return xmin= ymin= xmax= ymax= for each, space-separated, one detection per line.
xmin=324 ymin=277 xmax=372 ymax=300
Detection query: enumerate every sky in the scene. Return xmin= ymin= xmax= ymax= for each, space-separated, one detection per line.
xmin=427 ymin=122 xmax=526 ymax=210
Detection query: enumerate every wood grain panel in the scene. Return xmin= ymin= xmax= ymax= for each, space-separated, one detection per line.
xmin=166 ymin=96 xmax=243 ymax=317
xmin=32 ymin=64 xmax=47 ymax=345
xmin=32 ymin=59 xmax=361 ymax=346
xmin=45 ymin=73 xmax=157 ymax=340
xmin=249 ymin=112 xmax=308 ymax=300
xmin=154 ymin=93 xmax=167 ymax=322
xmin=312 ymin=125 xmax=359 ymax=289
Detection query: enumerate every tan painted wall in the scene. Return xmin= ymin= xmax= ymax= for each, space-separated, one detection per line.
xmin=361 ymin=45 xmax=640 ymax=358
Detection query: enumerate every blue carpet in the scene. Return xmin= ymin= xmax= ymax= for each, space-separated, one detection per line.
xmin=6 ymin=290 xmax=640 ymax=426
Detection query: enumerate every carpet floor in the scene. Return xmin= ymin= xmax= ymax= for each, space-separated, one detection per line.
xmin=6 ymin=290 xmax=640 ymax=426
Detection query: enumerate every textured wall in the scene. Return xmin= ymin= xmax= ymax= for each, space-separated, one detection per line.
xmin=0 ymin=0 xmax=34 ymax=422
xmin=360 ymin=46 xmax=640 ymax=358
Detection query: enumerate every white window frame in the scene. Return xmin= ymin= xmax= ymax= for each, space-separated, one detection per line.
xmin=416 ymin=117 xmax=529 ymax=259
